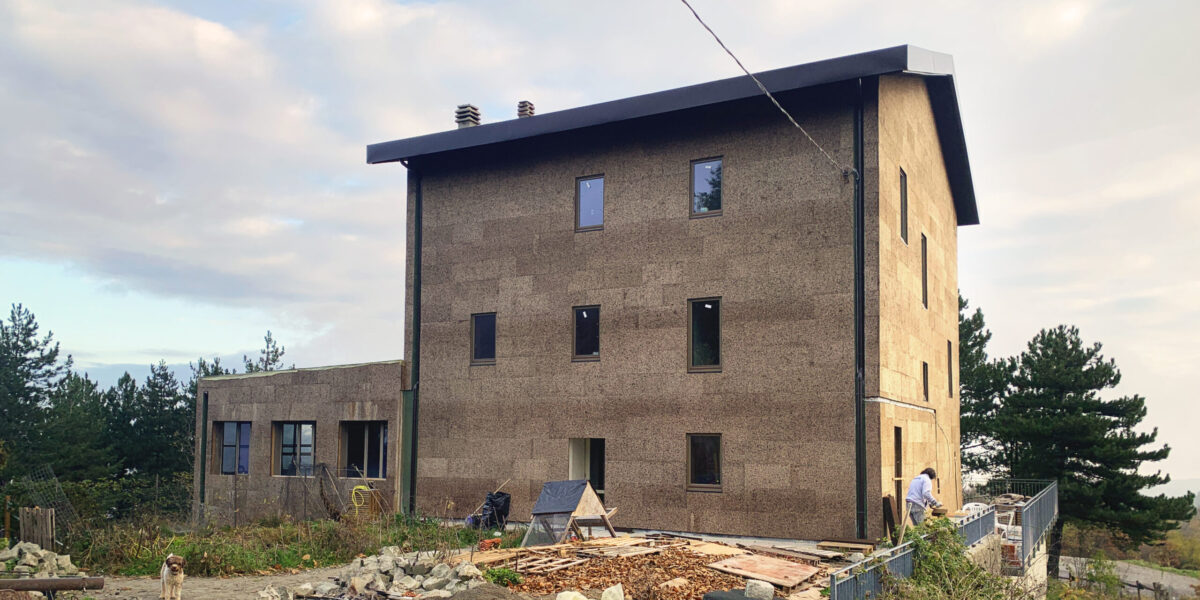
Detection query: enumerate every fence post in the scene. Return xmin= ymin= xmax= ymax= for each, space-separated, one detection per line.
xmin=18 ymin=507 xmax=55 ymax=549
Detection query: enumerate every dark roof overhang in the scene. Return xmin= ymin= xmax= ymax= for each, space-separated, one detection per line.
xmin=367 ymin=45 xmax=978 ymax=226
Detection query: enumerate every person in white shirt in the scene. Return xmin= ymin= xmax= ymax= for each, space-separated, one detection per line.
xmin=905 ymin=467 xmax=942 ymax=525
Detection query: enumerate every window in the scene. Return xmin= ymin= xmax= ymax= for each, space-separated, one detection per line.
xmin=217 ymin=421 xmax=251 ymax=475
xmin=687 ymin=434 xmax=721 ymax=491
xmin=893 ymin=427 xmax=904 ymax=503
xmin=688 ymin=298 xmax=721 ymax=371
xmin=922 ymin=361 xmax=929 ymax=402
xmin=341 ymin=421 xmax=387 ymax=479
xmin=573 ymin=306 xmax=600 ymax=360
xmin=947 ymin=340 xmax=953 ymax=397
xmin=691 ymin=158 xmax=723 ymax=217
xmin=576 ymin=175 xmax=604 ymax=231
xmin=899 ymin=167 xmax=908 ymax=243
xmin=277 ymin=422 xmax=314 ymax=476
xmin=471 ymin=312 xmax=496 ymax=365
xmin=920 ymin=234 xmax=928 ymax=309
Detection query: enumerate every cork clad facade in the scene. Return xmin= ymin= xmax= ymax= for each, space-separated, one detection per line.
xmin=191 ymin=361 xmax=407 ymax=525
xmin=361 ymin=45 xmax=979 ymax=541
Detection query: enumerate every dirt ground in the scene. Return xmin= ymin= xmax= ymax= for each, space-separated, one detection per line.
xmin=71 ymin=565 xmax=346 ymax=600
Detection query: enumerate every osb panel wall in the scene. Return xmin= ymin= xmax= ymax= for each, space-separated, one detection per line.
xmin=406 ymin=93 xmax=867 ymax=540
xmin=872 ymin=74 xmax=963 ymax=530
xmin=191 ymin=362 xmax=405 ymax=525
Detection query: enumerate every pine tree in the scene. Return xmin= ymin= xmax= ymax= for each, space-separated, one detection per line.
xmin=187 ymin=356 xmax=235 ymax=399
xmin=243 ymin=331 xmax=292 ymax=373
xmin=958 ymin=295 xmax=1014 ymax=474
xmin=0 ymin=304 xmax=72 ymax=478
xmin=994 ymin=325 xmax=1196 ymax=575
xmin=33 ymin=372 xmax=120 ymax=481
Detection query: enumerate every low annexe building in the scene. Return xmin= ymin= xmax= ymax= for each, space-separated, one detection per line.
xmin=191 ymin=360 xmax=407 ymax=524
xmin=365 ymin=45 xmax=979 ymax=541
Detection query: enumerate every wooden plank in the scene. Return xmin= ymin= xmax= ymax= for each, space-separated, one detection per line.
xmin=689 ymin=542 xmax=749 ymax=556
xmin=737 ymin=545 xmax=821 ymax=566
xmin=816 ymin=541 xmax=874 ymax=553
xmin=785 ymin=547 xmax=843 ymax=559
xmin=707 ymin=554 xmax=821 ymax=588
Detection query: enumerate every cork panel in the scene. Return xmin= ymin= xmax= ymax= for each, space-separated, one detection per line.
xmin=410 ymin=93 xmax=866 ymax=540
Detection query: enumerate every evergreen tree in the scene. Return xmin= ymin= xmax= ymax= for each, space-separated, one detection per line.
xmin=0 ymin=304 xmax=72 ymax=478
xmin=33 ymin=372 xmax=120 ymax=481
xmin=101 ymin=372 xmax=140 ymax=475
xmin=187 ymin=356 xmax=235 ymax=399
xmin=993 ymin=325 xmax=1196 ymax=575
xmin=958 ymin=295 xmax=1014 ymax=474
xmin=104 ymin=365 xmax=193 ymax=477
xmin=243 ymin=331 xmax=292 ymax=373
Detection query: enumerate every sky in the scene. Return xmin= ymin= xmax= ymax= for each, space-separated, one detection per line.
xmin=1 ymin=0 xmax=1197 ymax=483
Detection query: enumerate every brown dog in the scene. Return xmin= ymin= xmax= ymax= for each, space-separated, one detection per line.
xmin=160 ymin=553 xmax=185 ymax=600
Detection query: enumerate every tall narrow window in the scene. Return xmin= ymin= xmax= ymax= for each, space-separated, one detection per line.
xmin=947 ymin=340 xmax=954 ymax=397
xmin=690 ymin=158 xmax=723 ymax=217
xmin=922 ymin=362 xmax=930 ymax=402
xmin=920 ymin=234 xmax=928 ymax=308
xmin=277 ymin=422 xmax=314 ymax=476
xmin=899 ymin=167 xmax=909 ymax=243
xmin=893 ymin=427 xmax=904 ymax=503
xmin=687 ymin=434 xmax=721 ymax=491
xmin=217 ymin=421 xmax=251 ymax=475
xmin=573 ymin=306 xmax=600 ymax=360
xmin=688 ymin=298 xmax=721 ymax=372
xmin=471 ymin=312 xmax=496 ymax=365
xmin=341 ymin=421 xmax=388 ymax=479
xmin=576 ymin=175 xmax=604 ymax=231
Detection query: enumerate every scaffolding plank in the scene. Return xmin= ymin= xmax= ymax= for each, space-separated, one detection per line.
xmin=707 ymin=554 xmax=821 ymax=588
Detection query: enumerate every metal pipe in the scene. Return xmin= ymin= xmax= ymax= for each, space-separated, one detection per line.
xmin=852 ymin=77 xmax=868 ymax=539
xmin=0 ymin=577 xmax=105 ymax=591
xmin=408 ymin=167 xmax=424 ymax=516
xmin=199 ymin=390 xmax=209 ymax=505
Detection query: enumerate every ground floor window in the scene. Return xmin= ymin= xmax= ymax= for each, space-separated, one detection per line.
xmin=687 ymin=433 xmax=721 ymax=491
xmin=340 ymin=421 xmax=388 ymax=479
xmin=216 ymin=421 xmax=251 ymax=475
xmin=276 ymin=421 xmax=314 ymax=476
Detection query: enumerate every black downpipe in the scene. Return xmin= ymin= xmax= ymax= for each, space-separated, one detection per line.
xmin=852 ymin=78 xmax=868 ymax=539
xmin=408 ymin=168 xmax=423 ymax=515
xmin=199 ymin=390 xmax=208 ymax=504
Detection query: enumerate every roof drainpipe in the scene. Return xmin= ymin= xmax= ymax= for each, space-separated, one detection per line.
xmin=852 ymin=77 xmax=868 ymax=540
xmin=406 ymin=164 xmax=423 ymax=516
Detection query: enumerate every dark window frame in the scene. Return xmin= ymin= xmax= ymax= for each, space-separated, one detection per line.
xmin=686 ymin=433 xmax=722 ymax=492
xmin=276 ymin=421 xmax=315 ymax=477
xmin=922 ymin=361 xmax=930 ymax=402
xmin=687 ymin=297 xmax=722 ymax=373
xmin=689 ymin=157 xmax=724 ymax=218
xmin=947 ymin=340 xmax=953 ymax=397
xmin=899 ymin=167 xmax=909 ymax=244
xmin=216 ymin=421 xmax=251 ymax=475
xmin=470 ymin=312 xmax=497 ymax=366
xmin=339 ymin=420 xmax=388 ymax=479
xmin=920 ymin=234 xmax=928 ymax=309
xmin=575 ymin=174 xmax=605 ymax=232
xmin=572 ymin=305 xmax=601 ymax=362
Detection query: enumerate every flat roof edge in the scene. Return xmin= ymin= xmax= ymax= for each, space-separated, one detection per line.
xmin=199 ymin=359 xmax=405 ymax=382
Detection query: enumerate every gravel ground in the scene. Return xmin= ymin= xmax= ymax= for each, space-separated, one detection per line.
xmin=78 ymin=565 xmax=346 ymax=600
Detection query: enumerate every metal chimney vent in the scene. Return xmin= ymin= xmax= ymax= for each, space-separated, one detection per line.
xmin=455 ymin=104 xmax=480 ymax=128
xmin=518 ymin=100 xmax=535 ymax=118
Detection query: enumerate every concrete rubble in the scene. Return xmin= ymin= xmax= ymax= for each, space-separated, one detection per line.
xmin=0 ymin=541 xmax=84 ymax=578
xmin=260 ymin=547 xmax=489 ymax=599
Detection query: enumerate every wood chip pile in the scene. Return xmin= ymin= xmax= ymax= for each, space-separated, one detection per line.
xmin=461 ymin=535 xmax=840 ymax=600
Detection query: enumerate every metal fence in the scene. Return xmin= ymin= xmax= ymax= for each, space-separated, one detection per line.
xmin=829 ymin=506 xmax=996 ymax=600
xmin=1019 ymin=481 xmax=1058 ymax=566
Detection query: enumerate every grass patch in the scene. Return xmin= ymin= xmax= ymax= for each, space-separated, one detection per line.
xmin=1124 ymin=558 xmax=1200 ymax=579
xmin=64 ymin=515 xmax=527 ymax=577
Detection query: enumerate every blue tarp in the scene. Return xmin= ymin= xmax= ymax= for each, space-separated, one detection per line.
xmin=531 ymin=479 xmax=588 ymax=515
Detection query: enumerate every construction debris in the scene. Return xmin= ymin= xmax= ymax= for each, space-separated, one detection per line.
xmin=0 ymin=541 xmax=84 ymax=578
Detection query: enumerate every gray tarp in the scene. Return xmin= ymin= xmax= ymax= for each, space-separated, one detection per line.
xmin=530 ymin=479 xmax=588 ymax=515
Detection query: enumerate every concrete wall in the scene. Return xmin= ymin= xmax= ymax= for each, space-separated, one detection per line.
xmin=866 ymin=75 xmax=963 ymax=540
xmin=191 ymin=361 xmax=406 ymax=525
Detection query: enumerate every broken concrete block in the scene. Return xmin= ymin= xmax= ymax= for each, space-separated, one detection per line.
xmin=455 ymin=562 xmax=483 ymax=579
xmin=0 ymin=547 xmax=18 ymax=561
xmin=418 ymin=590 xmax=453 ymax=600
xmin=314 ymin=582 xmax=340 ymax=596
xmin=379 ymin=555 xmax=396 ymax=573
xmin=744 ymin=579 xmax=774 ymax=600
xmin=408 ymin=558 xmax=435 ymax=576
xmin=380 ymin=545 xmax=402 ymax=556
xmin=557 ymin=592 xmax=589 ymax=600
xmin=371 ymin=572 xmax=391 ymax=590
xmin=294 ymin=583 xmax=314 ymax=596
xmin=19 ymin=553 xmax=39 ymax=568
xmin=602 ymin=583 xmax=625 ymax=600
xmin=422 ymin=576 xmax=450 ymax=590
xmin=467 ymin=578 xmax=486 ymax=590
xmin=429 ymin=562 xmax=452 ymax=580
xmin=348 ymin=575 xmax=372 ymax=595
xmin=13 ymin=565 xmax=33 ymax=574
xmin=257 ymin=584 xmax=282 ymax=599
xmin=393 ymin=575 xmax=421 ymax=590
